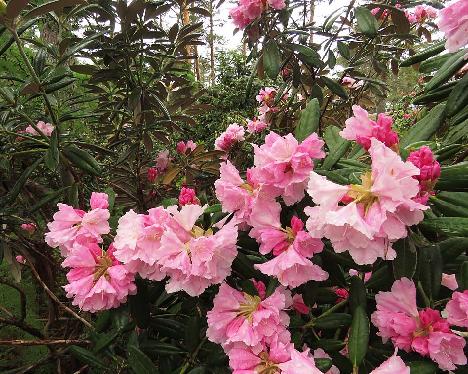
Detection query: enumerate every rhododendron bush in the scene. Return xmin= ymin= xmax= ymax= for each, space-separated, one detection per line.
xmin=1 ymin=0 xmax=467 ymax=372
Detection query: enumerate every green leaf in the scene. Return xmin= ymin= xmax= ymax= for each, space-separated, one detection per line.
xmin=400 ymin=103 xmax=446 ymax=148
xmin=348 ymin=306 xmax=369 ymax=369
xmin=437 ymin=162 xmax=468 ymax=192
xmin=295 ymin=98 xmax=320 ymax=141
xmin=355 ymin=6 xmax=379 ymax=36
xmin=327 ymin=50 xmax=336 ymax=68
xmin=4 ymin=157 xmax=43 ymax=204
xmin=129 ymin=280 xmax=150 ymax=329
xmin=127 ymin=345 xmax=158 ymax=374
xmin=29 ymin=186 xmax=69 ymax=213
xmin=204 ymin=204 xmax=221 ymax=214
xmin=446 ymin=74 xmax=468 ymax=117
xmin=393 ymin=238 xmax=417 ymax=279
xmin=408 ymin=360 xmax=438 ymax=373
xmin=69 ymin=346 xmax=107 ymax=370
xmin=315 ymin=358 xmax=333 ymax=372
xmin=418 ymin=244 xmax=443 ymax=301
xmin=421 ymin=217 xmax=468 ymax=236
xmin=44 ymin=130 xmax=60 ymax=171
xmin=139 ymin=341 xmax=186 ymax=355
xmin=285 ymin=43 xmax=323 ymax=68
xmin=313 ymin=313 xmax=352 ymax=329
xmin=263 ymin=40 xmax=282 ymax=80
xmin=457 ymin=261 xmax=468 ymax=290
xmin=93 ymin=330 xmax=120 ymax=352
xmin=439 ymin=237 xmax=468 ymax=263
xmin=424 ymin=50 xmax=466 ymax=92
xmin=321 ymin=76 xmax=349 ymax=99
xmin=58 ymin=33 xmax=102 ymax=64
xmin=321 ymin=139 xmax=350 ymax=170
xmin=337 ymin=41 xmax=350 ymax=59
xmin=349 ymin=276 xmax=367 ymax=313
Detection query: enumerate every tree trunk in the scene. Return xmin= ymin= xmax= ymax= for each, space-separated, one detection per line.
xmin=309 ymin=0 xmax=315 ymax=44
xmin=208 ymin=0 xmax=215 ymax=86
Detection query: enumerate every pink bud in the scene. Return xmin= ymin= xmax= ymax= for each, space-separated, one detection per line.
xmin=90 ymin=192 xmax=109 ymax=209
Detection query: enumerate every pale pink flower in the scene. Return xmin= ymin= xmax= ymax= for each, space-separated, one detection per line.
xmin=341 ymin=76 xmax=363 ymax=89
xmin=24 ymin=121 xmax=54 ymax=137
xmin=147 ymin=167 xmax=158 ymax=183
xmin=112 ymin=208 xmax=170 ymax=281
xmin=407 ymin=146 xmax=440 ymax=204
xmin=370 ymin=352 xmax=409 ymax=374
xmin=155 ymin=205 xmax=238 ymax=296
xmin=267 ymin=0 xmax=285 ymax=10
xmin=62 ymin=242 xmax=136 ymax=312
xmin=413 ymin=5 xmax=437 ymax=23
xmin=441 ymin=273 xmax=458 ymax=290
xmin=292 ymin=294 xmax=310 ymax=315
xmin=253 ymin=131 xmax=325 ymax=205
xmin=90 ymin=192 xmax=109 ymax=210
xmin=256 ymin=87 xmax=277 ymax=107
xmin=178 ymin=187 xmax=200 ymax=206
xmin=214 ymin=123 xmax=245 ymax=152
xmin=155 ymin=150 xmax=170 ymax=172
xmin=20 ymin=222 xmax=36 ymax=234
xmin=306 ymin=139 xmax=426 ymax=264
xmin=279 ymin=348 xmax=323 ymax=374
xmin=312 ymin=348 xmax=340 ymax=374
xmin=176 ymin=140 xmax=196 ymax=154
xmin=340 ymin=105 xmax=399 ymax=150
xmin=445 ymin=290 xmax=468 ymax=328
xmin=247 ymin=117 xmax=268 ymax=133
xmin=16 ymin=255 xmax=26 ymax=264
xmin=206 ymin=282 xmax=292 ymax=348
xmin=437 ymin=0 xmax=468 ymax=53
xmin=229 ymin=0 xmax=263 ymax=29
xmin=371 ymin=278 xmax=467 ymax=370
xmin=45 ymin=203 xmax=110 ymax=255
xmin=406 ymin=11 xmax=417 ymax=23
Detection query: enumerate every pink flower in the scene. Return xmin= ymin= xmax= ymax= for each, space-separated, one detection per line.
xmin=292 ymin=294 xmax=310 ymax=315
xmin=371 ymin=7 xmax=389 ymax=19
xmin=229 ymin=0 xmax=263 ymax=29
xmin=45 ymin=203 xmax=110 ymax=255
xmin=253 ymin=132 xmax=325 ymax=205
xmin=112 ymin=208 xmax=170 ymax=281
xmin=445 ymin=290 xmax=468 ymax=328
xmin=155 ymin=150 xmax=170 ymax=172
xmin=206 ymin=282 xmax=292 ymax=348
xmin=250 ymin=201 xmax=327 ymax=287
xmin=214 ymin=124 xmax=245 ymax=152
xmin=178 ymin=187 xmax=200 ymax=206
xmin=147 ymin=167 xmax=158 ymax=183
xmin=371 ymin=278 xmax=467 ymax=370
xmin=334 ymin=288 xmax=349 ymax=303
xmin=413 ymin=5 xmax=437 ymax=23
xmin=20 ymin=222 xmax=36 ymax=234
xmin=306 ymin=139 xmax=426 ymax=264
xmin=90 ymin=192 xmax=109 ymax=209
xmin=24 ymin=121 xmax=54 ymax=137
xmin=437 ymin=0 xmax=468 ymax=53
xmin=279 ymin=348 xmax=323 ymax=373
xmin=441 ymin=273 xmax=458 ymax=290
xmin=340 ymin=105 xmax=399 ymax=150
xmin=267 ymin=0 xmax=285 ymax=10
xmin=407 ymin=146 xmax=440 ymax=204
xmin=370 ymin=352 xmax=409 ymax=374
xmin=349 ymin=269 xmax=372 ymax=282
xmin=247 ymin=117 xmax=268 ymax=133
xmin=312 ymin=348 xmax=340 ymax=374
xmin=341 ymin=76 xmax=363 ymax=89
xmin=155 ymin=205 xmax=238 ymax=296
xmin=176 ymin=140 xmax=196 ymax=154
xmin=62 ymin=242 xmax=136 ymax=312
xmin=16 ymin=255 xmax=26 ymax=264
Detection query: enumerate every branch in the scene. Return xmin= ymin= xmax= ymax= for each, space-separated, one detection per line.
xmin=0 ymin=339 xmax=90 ymax=346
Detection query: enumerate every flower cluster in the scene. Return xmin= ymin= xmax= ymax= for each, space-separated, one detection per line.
xmin=18 ymin=121 xmax=54 ymax=137
xmin=214 ymin=123 xmax=245 ymax=152
xmin=406 ymin=5 xmax=437 ymax=24
xmin=407 ymin=145 xmax=441 ymax=204
xmin=437 ymin=0 xmax=468 ymax=53
xmin=372 ymin=278 xmax=467 ymax=371
xmin=176 ymin=140 xmax=197 ymax=154
xmin=229 ymin=0 xmax=285 ymax=29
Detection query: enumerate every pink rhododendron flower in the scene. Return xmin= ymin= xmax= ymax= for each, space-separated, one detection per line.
xmin=90 ymin=192 xmax=109 ymax=210
xmin=306 ymin=139 xmax=426 ymax=264
xmin=445 ymin=290 xmax=468 ymax=328
xmin=250 ymin=200 xmax=327 ymax=287
xmin=313 ymin=348 xmax=340 ymax=374
xmin=257 ymin=87 xmax=283 ymax=115
xmin=155 ymin=205 xmax=238 ymax=296
xmin=20 ymin=222 xmax=36 ymax=234
xmin=62 ymin=242 xmax=136 ymax=312
xmin=413 ymin=5 xmax=437 ymax=23
xmin=176 ymin=140 xmax=196 ymax=154
xmin=292 ymin=294 xmax=310 ymax=315
xmin=407 ymin=146 xmax=440 ymax=204
xmin=247 ymin=117 xmax=268 ymax=133
xmin=178 ymin=187 xmax=200 ymax=206
xmin=23 ymin=121 xmax=54 ymax=137
xmin=147 ymin=167 xmax=158 ymax=183
xmin=335 ymin=288 xmax=349 ymax=303
xmin=349 ymin=269 xmax=372 ymax=282
xmin=267 ymin=0 xmax=285 ymax=10
xmin=155 ymin=150 xmax=170 ymax=172
xmin=113 ymin=208 xmax=170 ymax=281
xmin=441 ymin=273 xmax=458 ymax=290
xmin=370 ymin=352 xmax=409 ymax=374
xmin=371 ymin=7 xmax=389 ymax=19
xmin=341 ymin=76 xmax=364 ymax=89
xmin=278 ymin=348 xmax=323 ymax=373
xmin=437 ymin=0 xmax=468 ymax=52
xmin=371 ymin=278 xmax=467 ymax=371
xmin=229 ymin=0 xmax=263 ymax=29
xmin=45 ymin=203 xmax=110 ymax=255
xmin=340 ymin=105 xmax=399 ymax=150
xmin=16 ymin=255 xmax=26 ymax=264
xmin=214 ymin=123 xmax=245 ymax=152
xmin=253 ymin=131 xmax=325 ymax=205
xmin=206 ymin=282 xmax=292 ymax=348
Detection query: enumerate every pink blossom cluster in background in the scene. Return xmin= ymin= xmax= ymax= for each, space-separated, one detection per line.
xmin=406 ymin=5 xmax=437 ymax=24
xmin=372 ymin=278 xmax=467 ymax=370
xmin=214 ymin=123 xmax=245 ymax=151
xmin=229 ymin=0 xmax=286 ymax=29
xmin=18 ymin=121 xmax=54 ymax=137
xmin=176 ymin=140 xmax=197 ymax=154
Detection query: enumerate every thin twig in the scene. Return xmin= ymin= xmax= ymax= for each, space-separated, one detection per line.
xmin=0 ymin=339 xmax=91 ymax=346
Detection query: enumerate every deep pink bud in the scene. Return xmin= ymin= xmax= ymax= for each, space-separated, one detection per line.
xmin=178 ymin=187 xmax=199 ymax=206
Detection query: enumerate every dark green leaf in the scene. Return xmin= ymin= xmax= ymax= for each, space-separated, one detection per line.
xmin=263 ymin=40 xmax=281 ymax=80
xmin=44 ymin=130 xmax=59 ymax=171
xmin=321 ymin=76 xmax=349 ymax=99
xmin=421 ymin=217 xmax=468 ymax=236
xmin=393 ymin=238 xmax=417 ymax=279
xmin=418 ymin=245 xmax=443 ymax=301
xmin=69 ymin=346 xmax=107 ymax=370
xmin=425 ymin=50 xmax=466 ymax=92
xmin=314 ymin=313 xmax=352 ymax=329
xmin=348 ymin=306 xmax=369 ymax=369
xmin=295 ymin=98 xmax=320 ymax=141
xmin=355 ymin=6 xmax=378 ymax=36
xmin=128 ymin=345 xmax=159 ymax=374
xmin=337 ymin=41 xmax=350 ymax=59
xmin=349 ymin=276 xmax=367 ymax=313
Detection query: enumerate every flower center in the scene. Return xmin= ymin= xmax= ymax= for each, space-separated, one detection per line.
xmin=240 ymin=183 xmax=255 ymax=195
xmin=237 ymin=293 xmax=262 ymax=321
xmin=191 ymin=225 xmax=213 ymax=238
xmin=347 ymin=172 xmax=379 ymax=214
xmin=255 ymin=352 xmax=280 ymax=374
xmin=93 ymin=252 xmax=113 ymax=282
xmin=281 ymin=226 xmax=295 ymax=243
